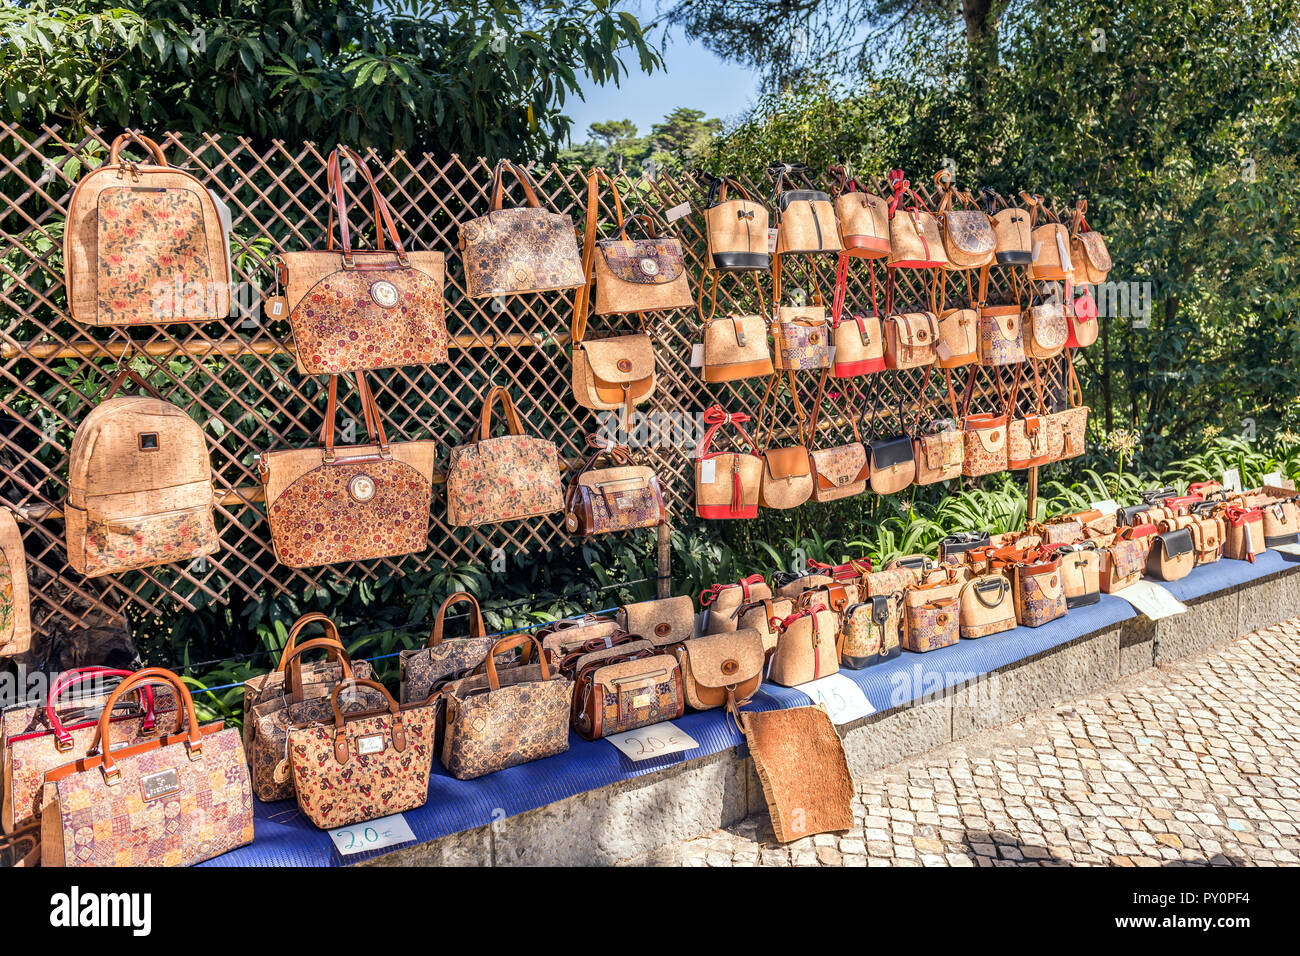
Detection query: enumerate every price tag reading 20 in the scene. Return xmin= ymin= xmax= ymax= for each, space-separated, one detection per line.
xmin=605 ymin=722 xmax=700 ymax=762
xmin=327 ymin=812 xmax=417 ymax=857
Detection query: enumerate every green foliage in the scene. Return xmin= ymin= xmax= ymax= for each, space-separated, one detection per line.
xmin=0 ymin=0 xmax=664 ymax=160
xmin=556 ymin=107 xmax=722 ymax=172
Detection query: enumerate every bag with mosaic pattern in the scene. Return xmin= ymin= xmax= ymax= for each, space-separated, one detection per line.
xmin=933 ymin=171 xmax=995 ymax=271
xmin=564 ymin=637 xmax=685 ymax=741
xmin=399 ymin=592 xmax=498 ymax=706
xmin=440 ymin=634 xmax=574 ymax=780
xmin=258 ymin=372 xmax=436 ymax=566
xmin=771 ymin=256 xmax=831 ymax=373
xmin=975 ymin=264 xmax=1025 ymax=368
xmin=1012 ymin=553 xmax=1067 ymax=627
xmin=65 ymin=131 xmax=231 ymax=326
xmin=827 ymin=164 xmax=890 ymax=258
xmin=4 ymin=666 xmax=170 ymax=835
xmin=40 ymin=667 xmax=253 ymax=867
xmin=563 ymin=435 xmax=666 ymax=536
xmin=460 ymin=159 xmax=584 ymax=297
xmin=1101 ymin=525 xmax=1156 ymax=592
xmin=806 ymin=378 xmax=873 ymax=502
xmin=570 ymin=171 xmax=671 ymax=431
xmin=446 ymin=385 xmax=564 ymax=527
xmin=278 ymin=145 xmax=448 ymax=374
xmin=289 ymin=677 xmax=438 ymax=828
xmin=839 ymin=593 xmax=903 ymax=668
xmin=0 ymin=509 xmax=32 ymax=659
xmin=694 ymin=405 xmax=764 ymax=520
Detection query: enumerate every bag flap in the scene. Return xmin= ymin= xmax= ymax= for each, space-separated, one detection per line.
xmin=764 ymin=446 xmax=813 ymax=480
xmin=596 ymin=238 xmax=686 ymax=284
xmin=945 ymin=210 xmax=996 ymax=254
xmin=684 ymin=629 xmax=766 ymax=689
xmin=1158 ymin=528 xmax=1194 ymax=560
xmin=577 ymin=464 xmax=655 ymax=492
xmin=890 ymin=312 xmax=935 ymax=347
xmin=812 ymin=443 xmax=868 ymax=490
xmin=869 ymin=435 xmax=914 ymax=471
xmin=919 ymin=430 xmax=963 ymax=469
xmin=1109 ymin=540 xmax=1147 ymax=577
xmin=969 ymin=419 xmax=1005 ymax=453
xmin=620 ymin=595 xmax=695 ymax=643
xmin=577 ymin=334 xmax=655 ymax=382
xmin=1076 ymin=232 xmax=1112 ymax=271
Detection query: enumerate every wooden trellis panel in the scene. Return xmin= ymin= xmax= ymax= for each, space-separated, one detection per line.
xmin=0 ymin=124 xmax=1071 ymax=643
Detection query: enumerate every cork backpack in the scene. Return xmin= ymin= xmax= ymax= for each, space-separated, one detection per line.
xmin=65 ymin=367 xmax=218 ymax=577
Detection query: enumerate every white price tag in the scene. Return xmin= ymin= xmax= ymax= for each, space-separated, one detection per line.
xmin=1119 ymin=580 xmax=1187 ymax=620
xmin=1089 ymin=499 xmax=1120 ymax=516
xmin=1272 ymin=542 xmax=1300 ymax=556
xmin=327 ymin=813 xmax=416 ymax=856
xmin=796 ymin=673 xmax=875 ymax=725
xmin=1222 ymin=469 xmax=1243 ymax=493
xmin=767 ymin=228 xmax=779 ymax=254
xmin=826 ymin=345 xmax=837 ymax=365
xmin=1262 ymin=471 xmax=1285 ymax=488
xmin=664 ymin=201 xmax=691 ymax=223
xmin=605 ymin=721 xmax=699 ymax=762
xmin=936 ymin=340 xmax=953 ymax=361
xmin=690 ymin=343 xmax=704 ymax=367
xmin=699 ymin=458 xmax=716 ymax=484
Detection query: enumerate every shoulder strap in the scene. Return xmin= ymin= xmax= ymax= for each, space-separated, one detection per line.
xmin=572 ymin=167 xmax=627 ymax=344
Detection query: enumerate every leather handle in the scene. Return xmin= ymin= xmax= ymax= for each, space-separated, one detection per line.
xmin=92 ymin=668 xmax=199 ymax=777
xmin=428 ymin=591 xmax=487 ymax=648
xmin=278 ymin=612 xmax=342 ymax=667
xmin=572 ymin=167 xmax=628 ymax=344
xmin=320 ymin=373 xmax=392 ymax=460
xmin=484 ymin=634 xmax=548 ymax=690
xmin=109 ymin=131 xmax=168 ymax=166
xmin=330 ymin=677 xmax=398 ymax=724
xmin=329 ymin=678 xmax=403 ymax=763
xmin=477 ymin=385 xmax=526 ymax=440
xmin=490 ymin=160 xmax=544 ymax=211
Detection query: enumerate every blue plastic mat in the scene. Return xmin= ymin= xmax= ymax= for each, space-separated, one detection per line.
xmin=200 ymin=553 xmax=1289 ymax=867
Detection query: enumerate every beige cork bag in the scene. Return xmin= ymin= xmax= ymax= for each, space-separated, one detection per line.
xmin=0 ymin=509 xmax=32 ymax=658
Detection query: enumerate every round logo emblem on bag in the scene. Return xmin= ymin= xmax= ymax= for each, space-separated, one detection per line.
xmin=348 ymin=474 xmax=377 ymax=502
xmin=655 ymin=623 xmax=671 ymax=637
xmin=639 ymin=258 xmax=660 ymax=276
xmin=369 ymin=280 xmax=399 ymax=308
xmin=617 ymin=358 xmax=633 ymax=372
xmin=720 ymin=659 xmax=739 ymax=676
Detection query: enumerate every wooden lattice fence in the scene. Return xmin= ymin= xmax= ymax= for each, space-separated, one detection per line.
xmin=0 ymin=124 xmax=1070 ymax=644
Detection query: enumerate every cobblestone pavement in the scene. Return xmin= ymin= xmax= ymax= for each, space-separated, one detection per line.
xmin=622 ymin=620 xmax=1300 ymax=867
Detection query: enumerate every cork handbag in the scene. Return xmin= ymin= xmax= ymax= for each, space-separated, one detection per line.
xmin=912 ymin=379 xmax=964 ymax=486
xmin=1012 ymin=556 xmax=1067 ymax=627
xmin=0 ymin=509 xmax=32 ymax=659
xmin=460 ymin=160 xmax=583 ymax=297
xmin=936 ymin=270 xmax=979 ymax=368
xmin=1222 ymin=506 xmax=1265 ymax=562
xmin=399 ymin=592 xmax=496 ymax=705
xmin=1168 ymin=510 xmax=1225 ymax=564
xmin=1021 ymin=193 xmax=1074 ymax=281
xmin=1024 ymin=292 xmax=1069 ymax=361
xmin=703 ymin=175 xmax=771 ymax=271
xmin=739 ymin=596 xmax=794 ymax=652
xmin=242 ymin=612 xmax=373 ymax=751
xmin=702 ymin=314 xmax=773 ymax=383
xmin=563 ymin=437 xmax=666 ymax=536
xmin=934 ymin=172 xmax=995 ymax=270
xmin=1006 ymin=366 xmax=1062 ymax=470
xmin=958 ymin=366 xmax=1009 ymax=477
xmin=289 ymin=678 xmax=437 ymax=828
xmin=830 ymin=255 xmax=885 ymax=377
xmin=976 ymin=265 xmax=1025 ymax=367
xmin=695 ymin=406 xmax=764 ymax=519
xmin=679 ymin=629 xmax=766 ymax=715
xmin=65 ymin=131 xmax=230 ymax=326
xmin=958 ymin=574 xmax=1016 ymax=638
xmin=828 ymin=165 xmax=890 ymax=258
xmin=40 ymin=667 xmax=253 ymax=867
xmin=861 ymin=378 xmax=917 ymax=495
xmin=1070 ymin=200 xmax=1113 ymax=284
xmin=446 ymin=386 xmax=564 ymax=527
xmin=1067 ymin=287 xmax=1100 ymax=348
xmin=65 ymin=366 xmax=218 ymax=578
xmin=539 ymin=614 xmax=622 ymax=668
xmin=903 ymin=595 xmax=959 ymax=652
xmin=566 ymin=639 xmax=684 ymax=740
xmin=4 ymin=666 xmax=169 ymax=834
xmin=882 ymin=270 xmax=939 ymax=369
xmin=886 ymin=169 xmax=948 ymax=269
xmin=773 ymin=306 xmax=831 ymax=371
xmin=839 ymin=595 xmax=903 ymax=668
xmin=1101 ymin=527 xmax=1154 ymax=592
xmin=249 ymin=641 xmax=385 ymax=804
xmin=1048 ymin=541 xmax=1101 ymax=607
xmin=1261 ymin=498 xmax=1300 ymax=547
xmin=1051 ymin=355 xmax=1090 ymax=461
xmin=808 ymin=399 xmax=870 ymax=503
xmin=277 ymin=145 xmax=448 ymax=374
xmin=618 ymin=595 xmax=696 ymax=654
xmin=441 ymin=634 xmax=574 ymax=780
xmin=1146 ymin=528 xmax=1195 ymax=582
xmin=259 ymin=373 xmax=436 ymax=566
xmin=701 ymin=573 xmax=772 ymax=634
xmin=569 ymin=315 xmax=655 ymax=433
xmin=980 ymin=189 xmax=1033 ymax=266
xmin=755 ymin=377 xmax=815 ymax=510
xmin=576 ymin=170 xmax=691 ymax=315
xmin=769 ymin=162 xmax=841 ymax=255
xmin=768 ymin=605 xmax=840 ymax=686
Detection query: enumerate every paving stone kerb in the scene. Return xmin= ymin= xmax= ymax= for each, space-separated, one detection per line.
xmin=365 ymin=561 xmax=1300 ymax=867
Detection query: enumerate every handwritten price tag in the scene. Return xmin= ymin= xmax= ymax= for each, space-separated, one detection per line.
xmin=605 ymin=721 xmax=699 ymax=762
xmin=1119 ymin=580 xmax=1187 ymax=620
xmin=797 ymin=673 xmax=875 ymax=725
xmin=327 ymin=813 xmax=416 ymax=856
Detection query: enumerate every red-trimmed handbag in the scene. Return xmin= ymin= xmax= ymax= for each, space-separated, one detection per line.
xmin=829 ymin=253 xmax=886 ymax=377
xmin=886 ymin=169 xmax=947 ymax=269
xmin=695 ymin=406 xmax=763 ymax=519
xmin=828 ymin=165 xmax=890 ymax=258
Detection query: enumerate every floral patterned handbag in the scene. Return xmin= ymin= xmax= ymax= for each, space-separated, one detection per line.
xmin=399 ymin=592 xmax=497 ymax=705
xmin=259 ymin=372 xmax=436 ymax=566
xmin=1069 ymin=199 xmax=1112 ymax=284
xmin=976 ymin=265 xmax=1026 ymax=367
xmin=563 ymin=436 xmax=666 ymax=535
xmin=0 ymin=508 xmax=31 ymax=659
xmin=441 ymin=635 xmax=574 ymax=780
xmin=278 ymin=146 xmax=448 ymax=374
xmin=1012 ymin=556 xmax=1067 ymax=627
xmin=446 ymin=386 xmax=564 ymax=527
xmin=289 ymin=678 xmax=437 ymax=828
xmin=459 ymin=159 xmax=584 ymax=297
xmin=903 ymin=596 xmax=959 ymax=652
xmin=40 ymin=667 xmax=253 ymax=867
xmin=839 ymin=595 xmax=903 ymax=668
xmin=958 ymin=365 xmax=1009 ymax=477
